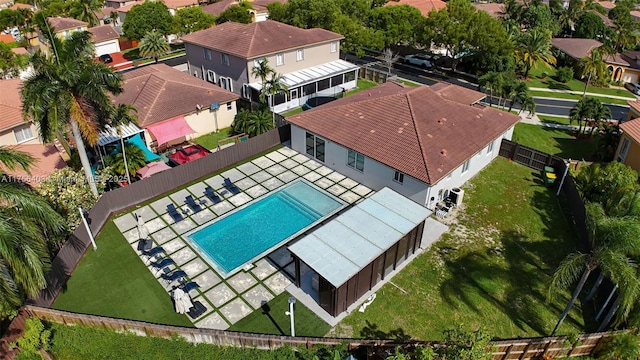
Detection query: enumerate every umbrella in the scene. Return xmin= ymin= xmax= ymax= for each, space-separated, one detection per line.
xmin=136 ymin=214 xmax=149 ymax=240
xmin=138 ymin=161 xmax=171 ymax=178
xmin=173 ymin=288 xmax=193 ymax=314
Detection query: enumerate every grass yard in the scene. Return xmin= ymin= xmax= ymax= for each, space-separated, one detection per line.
xmin=192 ymin=127 xmax=232 ymax=150
xmin=281 ymin=107 xmax=305 ymax=117
xmin=526 ymin=62 xmax=634 ymax=99
xmin=512 ymin=123 xmax=599 ymax=160
xmin=229 ymin=293 xmax=331 ymax=337
xmin=538 ymin=115 xmax=571 ymax=126
xmin=337 ymin=158 xmax=589 ymax=340
xmin=52 ymin=222 xmax=193 ymax=327
xmin=530 ymin=90 xmax=630 ymax=106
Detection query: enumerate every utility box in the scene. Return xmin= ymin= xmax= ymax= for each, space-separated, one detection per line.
xmin=450 ymin=187 xmax=464 ymax=206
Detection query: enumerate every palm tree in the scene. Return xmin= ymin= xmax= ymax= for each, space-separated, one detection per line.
xmin=68 ymin=0 xmax=103 ymax=27
xmin=22 ymin=26 xmax=124 ymax=196
xmin=110 ymin=104 xmax=139 ymax=184
xmin=246 ymin=108 xmax=273 ymax=137
xmin=580 ymin=49 xmax=607 ymax=95
xmin=104 ymin=142 xmax=146 ymax=178
xmin=251 ymin=59 xmax=273 ymax=104
xmin=514 ymin=30 xmax=557 ymax=79
xmin=478 ymin=71 xmax=503 ymax=107
xmin=231 ymin=108 xmax=251 ymax=135
xmin=264 ymin=72 xmax=288 ymax=126
xmin=548 ymin=212 xmax=640 ymax=335
xmin=0 ymin=147 xmax=66 ymax=314
xmin=569 ymin=97 xmax=611 ymax=136
xmin=138 ymin=30 xmax=170 ymax=63
xmin=569 ymin=97 xmax=592 ymax=135
xmin=509 ymin=81 xmax=530 ymax=112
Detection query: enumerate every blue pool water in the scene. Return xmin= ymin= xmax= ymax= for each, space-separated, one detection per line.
xmin=188 ymin=180 xmax=343 ymax=274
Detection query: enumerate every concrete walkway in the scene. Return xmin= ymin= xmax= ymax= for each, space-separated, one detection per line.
xmin=529 ymin=87 xmax=637 ymax=101
xmin=517 ymin=110 xmax=578 ymax=130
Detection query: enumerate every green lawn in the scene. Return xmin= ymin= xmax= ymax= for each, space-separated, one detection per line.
xmin=229 ymin=293 xmax=331 ymax=337
xmin=512 ymin=123 xmax=599 ymax=160
xmin=281 ymin=107 xmax=305 ymax=117
xmin=192 ymin=127 xmax=232 ymax=150
xmin=52 ymin=221 xmax=193 ymax=327
xmin=538 ymin=115 xmax=571 ymax=126
xmin=398 ymin=79 xmax=421 ymax=87
xmin=530 ymin=90 xmax=630 ymax=106
xmin=337 ymin=158 xmax=590 ymax=340
xmin=526 ymin=62 xmax=635 ymax=99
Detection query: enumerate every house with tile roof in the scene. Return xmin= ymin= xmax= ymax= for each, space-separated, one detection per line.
xmin=383 ymin=0 xmax=446 ymax=17
xmin=286 ymin=81 xmax=520 ymax=208
xmin=47 ymin=17 xmax=89 ymax=39
xmin=203 ymin=0 xmax=287 ymax=22
xmin=0 ymin=78 xmax=67 ymax=184
xmin=0 ymin=0 xmax=14 ymax=10
xmin=88 ymin=24 xmax=120 ymax=56
xmin=182 ymin=20 xmax=359 ymax=113
xmin=112 ymin=64 xmax=240 ymax=149
xmin=615 ymin=116 xmax=640 ymax=176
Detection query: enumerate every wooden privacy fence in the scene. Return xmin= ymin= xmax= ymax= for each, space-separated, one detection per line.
xmin=19 ymin=306 xmax=615 ymax=359
xmin=28 ymin=127 xmax=290 ymax=308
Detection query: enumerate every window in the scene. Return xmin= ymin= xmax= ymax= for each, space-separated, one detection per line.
xmin=253 ymin=57 xmax=265 ymax=69
xmin=306 ymin=132 xmax=325 ymax=162
xmin=317 ymin=78 xmax=330 ymax=91
xmin=347 ymin=149 xmax=364 ymax=171
xmin=462 ymin=159 xmax=470 ymax=173
xmin=618 ymin=138 xmax=631 ymax=162
xmin=204 ymin=48 xmax=212 ymax=60
xmin=226 ymin=102 xmax=232 ymax=111
xmin=487 ymin=140 xmax=494 ymax=154
xmin=206 ymin=70 xmax=216 ymax=83
xmin=296 ymin=49 xmax=304 ymax=61
xmin=330 ymin=41 xmax=337 ymax=53
xmin=394 ymin=171 xmax=404 ymax=184
xmin=242 ymin=84 xmax=249 ymax=98
xmin=330 ymin=74 xmax=344 ymax=87
xmin=219 ymin=77 xmax=233 ymax=92
xmin=276 ymin=53 xmax=284 ymax=66
xmin=303 ymin=83 xmax=316 ymax=96
xmin=14 ymin=126 xmax=34 ymax=143
xmin=345 ymin=70 xmax=356 ymax=83
xmin=221 ymin=53 xmax=229 ymax=66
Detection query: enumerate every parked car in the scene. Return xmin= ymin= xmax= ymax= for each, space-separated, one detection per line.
xmin=10 ymin=27 xmax=20 ymax=38
xmin=625 ymin=82 xmax=640 ymax=95
xmin=404 ymin=55 xmax=432 ymax=69
xmin=98 ymin=54 xmax=113 ymax=63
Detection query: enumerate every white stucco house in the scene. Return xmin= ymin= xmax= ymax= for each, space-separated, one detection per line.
xmin=286 ymin=81 xmax=520 ymax=209
xmin=88 ymin=24 xmax=121 ymax=57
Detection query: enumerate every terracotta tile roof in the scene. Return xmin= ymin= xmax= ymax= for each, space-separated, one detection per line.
xmin=588 ymin=10 xmax=615 ymax=27
xmin=287 ymin=82 xmax=519 ymax=185
xmin=163 ymin=0 xmax=198 ymax=9
xmin=202 ymin=0 xmax=235 ymax=16
xmin=620 ymin=117 xmax=640 ymax=143
xmin=604 ymin=53 xmax=630 ymax=66
xmin=628 ymin=100 xmax=640 ymax=114
xmin=473 ymin=3 xmax=504 ymax=18
xmin=94 ymin=6 xmax=118 ymax=19
xmin=631 ymin=10 xmax=640 ymax=19
xmin=11 ymin=47 xmax=28 ymax=55
xmin=597 ymin=1 xmax=616 ymax=10
xmin=0 ymin=144 xmax=67 ymax=186
xmin=113 ymin=64 xmax=240 ymax=127
xmin=47 ymin=17 xmax=88 ymax=31
xmin=0 ymin=0 xmax=12 ymax=6
xmin=0 ymin=34 xmax=14 ymax=44
xmin=182 ymin=20 xmax=343 ymax=59
xmin=429 ymin=82 xmax=486 ymax=105
xmin=251 ymin=0 xmax=287 ymax=12
xmin=9 ymin=3 xmax=33 ymax=9
xmin=0 ymin=78 xmax=26 ymax=132
xmin=88 ymin=24 xmax=119 ymax=43
xmin=384 ymin=0 xmax=446 ymax=17
xmin=551 ymin=38 xmax=602 ymax=60
xmin=117 ymin=1 xmax=144 ymax=13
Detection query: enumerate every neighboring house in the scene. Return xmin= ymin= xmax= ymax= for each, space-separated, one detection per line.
xmin=628 ymin=100 xmax=640 ymax=120
xmin=9 ymin=47 xmax=32 ymax=79
xmin=0 ymin=78 xmax=67 ymax=185
xmin=88 ymin=24 xmax=120 ymax=56
xmin=286 ymin=81 xmax=520 ymax=208
xmin=8 ymin=3 xmax=34 ymax=10
xmin=112 ymin=64 xmax=240 ymax=149
xmin=0 ymin=0 xmax=14 ymax=10
xmin=473 ymin=3 xmax=503 ymax=19
xmin=614 ymin=117 xmax=640 ymax=176
xmin=182 ymin=20 xmax=359 ymax=113
xmin=115 ymin=1 xmax=144 ymax=26
xmin=203 ymin=0 xmax=287 ymax=22
xmin=105 ymin=0 xmax=139 ymax=8
xmin=47 ymin=17 xmax=89 ymax=39
xmin=596 ymin=1 xmax=616 ymax=13
xmin=94 ymin=7 xmax=120 ymax=25
xmin=164 ymin=0 xmax=199 ymax=15
xmin=383 ymin=0 xmax=446 ymax=17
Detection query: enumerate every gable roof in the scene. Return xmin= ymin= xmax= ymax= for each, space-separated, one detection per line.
xmin=113 ymin=64 xmax=239 ymax=127
xmin=163 ymin=0 xmax=198 ymax=9
xmin=383 ymin=0 xmax=446 ymax=17
xmin=620 ymin=117 xmax=640 ymax=143
xmin=0 ymin=78 xmax=26 ymax=132
xmin=588 ymin=9 xmax=615 ymax=27
xmin=597 ymin=1 xmax=616 ymax=10
xmin=551 ymin=38 xmax=602 ymax=60
xmin=88 ymin=24 xmax=119 ymax=43
xmin=47 ymin=17 xmax=88 ymax=31
xmin=94 ymin=6 xmax=118 ymax=19
xmin=11 ymin=47 xmax=28 ymax=55
xmin=251 ymin=0 xmax=286 ymax=12
xmin=202 ymin=0 xmax=235 ymax=16
xmin=0 ymin=144 xmax=67 ymax=185
xmin=473 ymin=3 xmax=504 ymax=18
xmin=181 ymin=20 xmax=343 ymax=59
xmin=287 ymin=82 xmax=518 ymax=185
xmin=116 ymin=1 xmax=144 ymax=13
xmin=0 ymin=34 xmax=14 ymax=44
xmin=628 ymin=100 xmax=640 ymax=115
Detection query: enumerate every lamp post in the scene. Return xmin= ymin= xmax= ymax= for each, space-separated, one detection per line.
xmin=79 ymin=207 xmax=97 ymax=250
xmin=119 ymin=129 xmax=131 ymax=185
xmin=285 ymin=297 xmax=296 ymax=337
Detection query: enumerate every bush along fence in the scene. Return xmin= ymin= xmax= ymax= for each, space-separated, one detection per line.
xmin=7 ymin=306 xmax=617 ymax=360
xmin=28 ymin=127 xmax=290 ymax=309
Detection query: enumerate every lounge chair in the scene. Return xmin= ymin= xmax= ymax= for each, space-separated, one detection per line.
xmin=167 ymin=204 xmax=183 ymax=222
xmin=142 ymin=246 xmax=165 ymax=264
xmin=204 ymin=186 xmax=221 ymax=204
xmin=187 ymin=301 xmax=207 ymax=319
xmin=185 ymin=195 xmax=202 ymax=213
xmin=151 ymin=257 xmax=176 ymax=269
xmin=137 ymin=238 xmax=153 ymax=252
xmin=223 ymin=178 xmax=240 ymax=195
xmin=181 ymin=281 xmax=200 ymax=293
xmin=161 ymin=270 xmax=187 ymax=285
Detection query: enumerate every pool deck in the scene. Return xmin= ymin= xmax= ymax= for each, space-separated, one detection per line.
xmin=113 ymin=147 xmax=374 ymax=330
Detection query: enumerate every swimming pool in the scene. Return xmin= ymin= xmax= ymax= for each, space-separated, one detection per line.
xmin=187 ymin=180 xmax=344 ymax=275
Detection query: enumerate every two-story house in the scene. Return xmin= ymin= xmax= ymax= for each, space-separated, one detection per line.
xmin=182 ymin=20 xmax=359 ymax=113
xmin=47 ymin=17 xmax=88 ymax=39
xmin=286 ymin=81 xmax=520 ymax=209
xmin=614 ymin=117 xmax=640 ymax=177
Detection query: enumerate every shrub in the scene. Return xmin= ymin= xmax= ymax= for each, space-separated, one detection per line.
xmin=12 ymin=318 xmax=51 ymax=360
xmin=555 ymin=67 xmax=574 ymax=83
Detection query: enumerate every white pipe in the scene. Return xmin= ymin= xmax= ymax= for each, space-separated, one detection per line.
xmin=556 ymin=159 xmax=570 ymax=196
xmin=79 ymin=207 xmax=97 ymax=250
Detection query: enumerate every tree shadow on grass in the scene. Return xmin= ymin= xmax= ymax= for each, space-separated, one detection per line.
xmin=547 ymin=80 xmax=572 ymax=91
xmin=360 ymin=320 xmax=411 ymax=341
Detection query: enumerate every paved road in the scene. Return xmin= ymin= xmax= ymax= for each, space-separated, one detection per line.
xmin=533 ymin=97 xmax=629 ymax=120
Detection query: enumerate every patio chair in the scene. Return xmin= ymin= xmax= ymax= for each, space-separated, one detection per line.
xmin=142 ymin=246 xmax=165 ymax=264
xmin=204 ymin=186 xmax=222 ymax=204
xmin=187 ymin=301 xmax=207 ymax=319
xmin=181 ymin=281 xmax=200 ymax=293
xmin=137 ymin=238 xmax=153 ymax=252
xmin=162 ymin=269 xmax=187 ymax=284
xmin=151 ymin=257 xmax=176 ymax=269
xmin=185 ymin=195 xmax=202 ymax=213
xmin=167 ymin=204 xmax=183 ymax=222
xmin=223 ymin=178 xmax=240 ymax=195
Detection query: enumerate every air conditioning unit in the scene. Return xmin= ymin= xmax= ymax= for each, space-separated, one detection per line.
xmin=450 ymin=187 xmax=464 ymax=207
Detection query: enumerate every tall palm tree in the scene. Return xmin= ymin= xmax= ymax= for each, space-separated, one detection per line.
xmin=478 ymin=71 xmax=503 ymax=107
xmin=509 ymin=81 xmax=530 ymax=112
xmin=138 ymin=30 xmax=170 ymax=63
xmin=548 ymin=212 xmax=640 ymax=335
xmin=251 ymin=59 xmax=273 ymax=104
xmin=22 ymin=26 xmax=124 ymax=196
xmin=580 ymin=49 xmax=607 ymax=95
xmin=0 ymin=147 xmax=66 ymax=314
xmin=246 ymin=108 xmax=273 ymax=137
xmin=110 ymin=104 xmax=139 ymax=184
xmin=569 ymin=97 xmax=592 ymax=135
xmin=68 ymin=0 xmax=103 ymax=27
xmin=514 ymin=30 xmax=557 ymax=79
xmin=264 ymin=72 xmax=288 ymax=126
xmin=569 ymin=97 xmax=611 ymax=136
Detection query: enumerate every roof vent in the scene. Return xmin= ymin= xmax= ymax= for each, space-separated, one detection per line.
xmin=441 ymin=149 xmax=447 ymax=156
